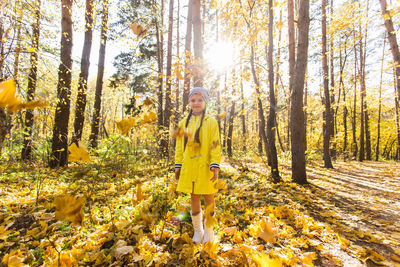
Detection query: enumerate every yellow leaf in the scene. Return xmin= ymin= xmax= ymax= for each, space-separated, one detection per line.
xmin=116 ymin=117 xmax=136 ymax=135
xmin=143 ymin=97 xmax=153 ymax=106
xmin=390 ymin=254 xmax=400 ymax=263
xmin=336 ymin=234 xmax=350 ymax=248
xmin=54 ymin=194 xmax=85 ymax=225
xmin=251 ymin=252 xmax=283 ymax=267
xmin=68 ymin=141 xmax=91 ymax=163
xmin=205 ymin=203 xmax=217 ymax=228
xmin=132 ymin=183 xmax=146 ymax=205
xmin=214 ymin=180 xmax=226 ymax=190
xmin=2 ymin=250 xmax=28 ymax=267
xmin=171 ymin=127 xmax=184 ymax=139
xmin=130 ymin=22 xmax=148 ymax=37
xmin=0 ymin=79 xmax=20 ymax=109
xmin=258 ymin=220 xmax=277 ymax=243
xmin=253 ymin=154 xmax=263 ymax=164
xmin=142 ymin=111 xmax=157 ymax=124
xmin=218 ymin=111 xmax=227 ymax=119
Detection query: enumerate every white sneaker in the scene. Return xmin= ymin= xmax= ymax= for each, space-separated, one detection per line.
xmin=191 ymin=211 xmax=204 ymax=243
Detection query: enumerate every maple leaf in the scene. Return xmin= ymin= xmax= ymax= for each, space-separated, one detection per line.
xmin=258 ymin=219 xmax=278 ymax=243
xmin=218 ymin=111 xmax=227 ymax=119
xmin=130 ymin=22 xmax=148 ymax=36
xmin=116 ymin=117 xmax=136 ymax=135
xmin=143 ymin=97 xmax=153 ymax=106
xmin=132 ymin=183 xmax=146 ymax=205
xmin=214 ymin=180 xmax=227 ymax=190
xmin=0 ymin=79 xmax=21 ymax=109
xmin=171 ymin=127 xmax=184 ymax=139
xmin=205 ymin=203 xmax=217 ymax=228
xmin=54 ymin=194 xmax=85 ymax=225
xmin=141 ymin=111 xmax=157 ymax=124
xmin=251 ymin=252 xmax=283 ymax=267
xmin=1 ymin=250 xmax=28 ymax=267
xmin=68 ymin=141 xmax=91 ymax=163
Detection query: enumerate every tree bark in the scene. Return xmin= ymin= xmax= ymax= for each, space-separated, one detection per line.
xmin=291 ymin=0 xmax=309 ymax=184
xmin=156 ymin=0 xmax=164 ymax=130
xmin=174 ymin=0 xmax=180 ymax=125
xmin=72 ymin=0 xmax=94 ymax=144
xmin=394 ymin=69 xmax=400 ymax=160
xmin=182 ymin=0 xmax=192 ymax=113
xmin=89 ymin=0 xmax=109 ymax=149
xmin=266 ymin=0 xmax=280 ymax=182
xmin=287 ymin=0 xmax=295 ymax=152
xmin=240 ymin=71 xmax=246 ymax=152
xmin=250 ymin=46 xmax=268 ymax=160
xmin=379 ymin=0 xmax=400 ymax=107
xmin=376 ymin=35 xmax=386 ymax=161
xmin=352 ymin=37 xmax=358 ymax=158
xmin=49 ymin=0 xmax=73 ymax=167
xmin=192 ymin=0 xmax=203 ymax=87
xmin=321 ymin=0 xmax=333 ymax=168
xmin=21 ymin=0 xmax=41 ymax=160
xmin=358 ymin=27 xmax=365 ymax=161
xmin=227 ymin=79 xmax=235 ymax=158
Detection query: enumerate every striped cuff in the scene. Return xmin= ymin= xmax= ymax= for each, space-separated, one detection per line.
xmin=175 ymin=163 xmax=182 ymax=169
xmin=210 ymin=163 xmax=220 ymax=170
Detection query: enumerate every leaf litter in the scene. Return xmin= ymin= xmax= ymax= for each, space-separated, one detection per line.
xmin=0 ymin=159 xmax=399 ymax=266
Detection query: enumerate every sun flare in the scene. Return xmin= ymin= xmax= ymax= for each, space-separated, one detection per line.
xmin=204 ymin=41 xmax=236 ymax=72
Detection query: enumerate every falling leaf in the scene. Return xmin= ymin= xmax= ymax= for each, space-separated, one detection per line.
xmin=143 ymin=97 xmax=153 ymax=106
xmin=116 ymin=117 xmax=136 ymax=135
xmin=253 ymin=154 xmax=263 ymax=164
xmin=171 ymin=127 xmax=184 ymax=139
xmin=210 ymin=140 xmax=219 ymax=149
xmin=142 ymin=112 xmax=157 ymax=124
xmin=130 ymin=22 xmax=148 ymax=37
xmin=258 ymin=219 xmax=278 ymax=243
xmin=132 ymin=183 xmax=146 ymax=205
xmin=214 ymin=180 xmax=226 ymax=190
xmin=0 ymin=79 xmax=20 ymax=109
xmin=68 ymin=141 xmax=91 ymax=163
xmin=218 ymin=112 xmax=227 ymax=119
xmin=54 ymin=194 xmax=85 ymax=225
xmin=205 ymin=203 xmax=217 ymax=228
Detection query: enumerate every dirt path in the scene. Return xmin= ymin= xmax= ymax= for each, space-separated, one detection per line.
xmin=305 ymin=161 xmax=400 ymax=266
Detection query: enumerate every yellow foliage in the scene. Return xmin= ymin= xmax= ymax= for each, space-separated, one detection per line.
xmin=68 ymin=141 xmax=91 ymax=163
xmin=251 ymin=252 xmax=283 ymax=267
xmin=0 ymin=79 xmax=48 ymax=112
xmin=258 ymin=219 xmax=278 ymax=243
xmin=218 ymin=111 xmax=227 ymax=119
xmin=54 ymin=194 xmax=85 ymax=225
xmin=2 ymin=250 xmax=28 ymax=267
xmin=132 ymin=183 xmax=146 ymax=205
xmin=214 ymin=179 xmax=227 ymax=190
xmin=143 ymin=97 xmax=153 ymax=106
xmin=116 ymin=117 xmax=137 ymax=135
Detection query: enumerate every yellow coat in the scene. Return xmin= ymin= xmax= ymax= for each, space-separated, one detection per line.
xmin=175 ymin=114 xmax=221 ymax=195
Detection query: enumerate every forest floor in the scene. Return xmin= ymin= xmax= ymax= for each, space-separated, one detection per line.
xmin=0 ymin=157 xmax=399 ymax=266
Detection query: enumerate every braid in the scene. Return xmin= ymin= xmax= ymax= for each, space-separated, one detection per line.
xmin=194 ymin=107 xmax=206 ymax=145
xmin=184 ymin=109 xmax=193 ymax=149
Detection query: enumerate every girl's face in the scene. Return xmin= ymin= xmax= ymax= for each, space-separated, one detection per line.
xmin=189 ymin=92 xmax=205 ymax=115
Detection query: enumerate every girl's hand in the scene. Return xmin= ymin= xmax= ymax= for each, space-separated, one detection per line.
xmin=210 ymin=167 xmax=218 ymax=182
xmin=175 ymin=169 xmax=181 ymax=180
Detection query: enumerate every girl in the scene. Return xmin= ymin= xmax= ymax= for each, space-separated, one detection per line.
xmin=174 ymin=87 xmax=221 ymax=244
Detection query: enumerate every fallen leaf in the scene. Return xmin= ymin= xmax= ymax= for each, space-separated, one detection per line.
xmin=68 ymin=141 xmax=91 ymax=163
xmin=54 ymin=194 xmax=85 ymax=225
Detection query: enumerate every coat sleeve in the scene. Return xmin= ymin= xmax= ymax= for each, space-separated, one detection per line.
xmin=209 ymin=118 xmax=221 ymax=170
xmin=174 ymin=120 xmax=184 ymax=169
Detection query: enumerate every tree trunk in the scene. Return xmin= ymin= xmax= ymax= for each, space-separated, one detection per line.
xmin=49 ymin=0 xmax=73 ymax=167
xmin=376 ymin=35 xmax=386 ymax=161
xmin=227 ymin=82 xmax=235 ymax=158
xmin=358 ymin=28 xmax=365 ymax=161
xmin=291 ymin=0 xmax=309 ymax=184
xmin=352 ymin=38 xmax=358 ymax=158
xmin=162 ymin=0 xmax=174 ymax=156
xmin=21 ymin=0 xmax=41 ymax=160
xmin=156 ymin=0 xmax=164 ymax=130
xmin=394 ymin=69 xmax=400 ymax=160
xmin=174 ymin=0 xmax=180 ymax=125
xmin=89 ymin=0 xmax=109 ymax=149
xmin=13 ymin=7 xmax=23 ymax=86
xmin=287 ymin=0 xmax=295 ymax=152
xmin=250 ymin=46 xmax=268 ymax=160
xmin=192 ymin=0 xmax=203 ymax=87
xmin=321 ymin=0 xmax=333 ymax=168
xmin=72 ymin=0 xmax=94 ymax=144
xmin=339 ymin=39 xmax=348 ymax=153
xmin=182 ymin=0 xmax=192 ymax=113
xmin=240 ymin=72 xmax=246 ymax=152
xmin=379 ymin=0 xmax=400 ymax=106
xmin=266 ymin=0 xmax=280 ymax=182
